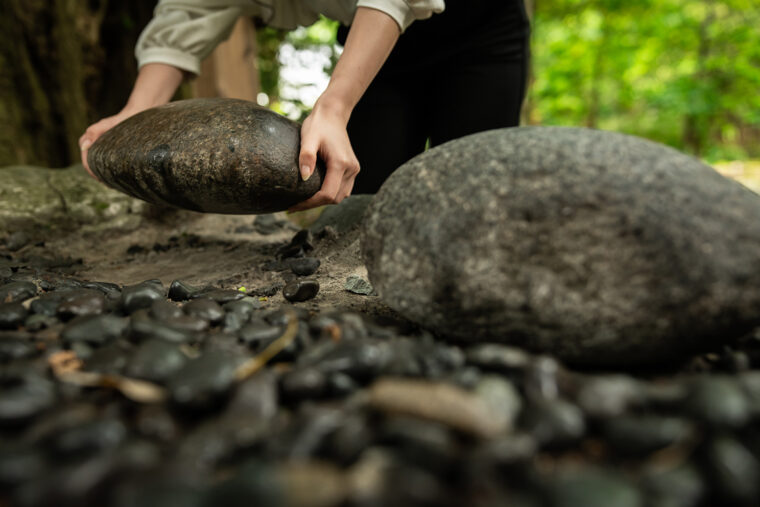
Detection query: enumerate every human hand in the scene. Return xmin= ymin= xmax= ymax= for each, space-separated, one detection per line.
xmin=78 ymin=109 xmax=138 ymax=179
xmin=289 ymin=102 xmax=360 ymax=212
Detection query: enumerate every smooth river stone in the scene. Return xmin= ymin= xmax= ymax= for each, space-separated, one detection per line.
xmin=87 ymin=98 xmax=326 ymax=213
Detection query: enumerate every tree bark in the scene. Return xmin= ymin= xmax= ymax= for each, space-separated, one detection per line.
xmin=0 ymin=0 xmax=155 ymax=167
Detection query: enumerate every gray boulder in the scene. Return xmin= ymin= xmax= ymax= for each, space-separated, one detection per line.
xmin=361 ymin=127 xmax=760 ymax=366
xmin=88 ymin=98 xmax=325 ymax=214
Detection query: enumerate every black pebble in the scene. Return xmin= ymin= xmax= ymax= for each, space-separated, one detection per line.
xmin=122 ymin=282 xmax=165 ymax=313
xmin=168 ymin=280 xmax=201 ymax=301
xmin=183 ymin=298 xmax=225 ymax=324
xmin=194 ymin=289 xmax=245 ymax=304
xmin=80 ymin=281 xmax=122 ymax=299
xmin=150 ymin=299 xmax=184 ymax=321
xmin=56 ymin=289 xmax=106 ymax=320
xmin=282 ymin=279 xmax=319 ymax=302
xmin=168 ymin=351 xmax=237 ymax=411
xmin=53 ymin=417 xmax=128 ymax=458
xmin=127 ymin=339 xmax=188 ymax=383
xmin=61 ymin=314 xmax=128 ymax=346
xmin=0 ymin=331 xmax=37 ymax=361
xmin=30 ymin=294 xmax=61 ymax=317
xmin=288 ymin=257 xmax=321 ymax=276
xmin=280 ymin=367 xmax=328 ymax=401
xmin=238 ymin=320 xmax=283 ymax=348
xmin=0 ymin=281 xmax=37 ymax=303
xmin=0 ymin=302 xmax=28 ymax=329
xmin=0 ymin=373 xmax=56 ymax=426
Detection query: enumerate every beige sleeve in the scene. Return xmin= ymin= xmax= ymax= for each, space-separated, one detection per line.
xmin=135 ymin=0 xmax=256 ymax=76
xmin=355 ymin=0 xmax=445 ymax=31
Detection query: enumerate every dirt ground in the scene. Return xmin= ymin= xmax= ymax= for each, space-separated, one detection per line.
xmin=9 ymin=200 xmax=395 ymax=319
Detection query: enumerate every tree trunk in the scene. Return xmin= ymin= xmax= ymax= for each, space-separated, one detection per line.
xmin=0 ymin=0 xmax=156 ymax=167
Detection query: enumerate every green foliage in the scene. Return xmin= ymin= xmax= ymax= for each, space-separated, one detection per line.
xmin=528 ymin=0 xmax=760 ymax=160
xmin=254 ymin=3 xmax=759 ymax=160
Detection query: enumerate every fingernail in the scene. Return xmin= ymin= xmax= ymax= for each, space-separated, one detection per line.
xmin=80 ymin=139 xmax=92 ymax=151
xmin=300 ymin=165 xmax=311 ymax=181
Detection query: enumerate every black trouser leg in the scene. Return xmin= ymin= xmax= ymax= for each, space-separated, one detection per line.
xmin=341 ymin=0 xmax=531 ymax=194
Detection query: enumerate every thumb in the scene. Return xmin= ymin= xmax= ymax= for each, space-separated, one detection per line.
xmin=299 ymin=135 xmax=319 ymax=182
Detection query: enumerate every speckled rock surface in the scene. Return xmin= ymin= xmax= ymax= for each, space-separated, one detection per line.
xmin=88 ymin=98 xmax=326 ymax=214
xmin=362 ymin=127 xmax=760 ymax=366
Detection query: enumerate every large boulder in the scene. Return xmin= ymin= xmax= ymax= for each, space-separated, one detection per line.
xmin=361 ymin=127 xmax=760 ymax=366
xmin=88 ymin=98 xmax=325 ymax=214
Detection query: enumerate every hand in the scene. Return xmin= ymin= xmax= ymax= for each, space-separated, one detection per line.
xmin=289 ymin=101 xmax=360 ymax=212
xmin=78 ymin=63 xmax=185 ymax=180
xmin=78 ymin=110 xmax=138 ymax=179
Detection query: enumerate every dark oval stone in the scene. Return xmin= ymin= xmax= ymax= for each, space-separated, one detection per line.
xmin=520 ymin=398 xmax=586 ymax=447
xmin=24 ymin=314 xmax=59 ymax=332
xmin=238 ymin=320 xmax=283 ymax=348
xmin=183 ymin=298 xmax=225 ymax=324
xmin=61 ymin=314 xmax=128 ymax=346
xmin=168 ymin=280 xmax=201 ymax=301
xmin=280 ymin=367 xmax=328 ymax=401
xmin=224 ymin=298 xmax=262 ymax=319
xmin=194 ymin=288 xmax=245 ymax=304
xmin=30 ymin=294 xmax=62 ymax=316
xmin=80 ymin=281 xmax=122 ymax=299
xmin=282 ymin=279 xmax=319 ymax=303
xmin=0 ymin=373 xmax=56 ymax=427
xmin=0 ymin=331 xmax=37 ymax=361
xmin=289 ymin=257 xmax=321 ymax=276
xmin=704 ymin=436 xmax=760 ymax=504
xmin=128 ymin=315 xmax=197 ymax=344
xmin=682 ymin=375 xmax=750 ymax=428
xmin=546 ymin=468 xmax=642 ymax=507
xmin=56 ymin=289 xmax=106 ymax=320
xmin=127 ymin=339 xmax=187 ymax=383
xmin=121 ymin=282 xmax=165 ymax=314
xmin=0 ymin=302 xmax=28 ymax=329
xmin=164 ymin=314 xmax=210 ymax=333
xmin=53 ymin=417 xmax=128 ymax=458
xmin=88 ymin=98 xmax=326 ymax=213
xmin=465 ymin=344 xmax=532 ymax=373
xmin=641 ymin=465 xmax=705 ymax=507
xmin=222 ymin=311 xmax=245 ymax=333
xmin=602 ymin=415 xmax=695 ymax=455
xmin=168 ymin=350 xmax=237 ymax=411
xmin=85 ymin=341 xmax=131 ymax=374
xmin=150 ymin=299 xmax=183 ymax=321
xmin=0 ymin=281 xmax=37 ymax=303
xmin=0 ymin=444 xmax=47 ymax=487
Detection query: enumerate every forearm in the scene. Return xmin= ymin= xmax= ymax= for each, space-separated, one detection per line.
xmin=314 ymin=7 xmax=400 ymax=123
xmin=123 ymin=63 xmax=185 ymax=114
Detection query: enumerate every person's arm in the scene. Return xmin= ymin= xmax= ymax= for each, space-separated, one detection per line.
xmin=79 ymin=0 xmax=246 ymax=178
xmin=289 ymin=6 xmax=401 ymax=211
xmin=79 ymin=63 xmax=184 ymax=176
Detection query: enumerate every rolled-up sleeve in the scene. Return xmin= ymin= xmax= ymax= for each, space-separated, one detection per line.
xmin=356 ymin=0 xmax=445 ymax=31
xmin=135 ymin=1 xmax=246 ymax=75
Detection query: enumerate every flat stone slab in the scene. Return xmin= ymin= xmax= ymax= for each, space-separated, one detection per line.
xmin=362 ymin=127 xmax=760 ymax=366
xmin=88 ymin=98 xmax=325 ymax=214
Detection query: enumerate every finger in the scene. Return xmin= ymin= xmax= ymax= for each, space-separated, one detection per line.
xmin=335 ymin=164 xmax=359 ymax=203
xmin=80 ymin=147 xmax=97 ymax=180
xmin=289 ymin=163 xmax=344 ymax=212
xmin=298 ymin=133 xmax=319 ymax=182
